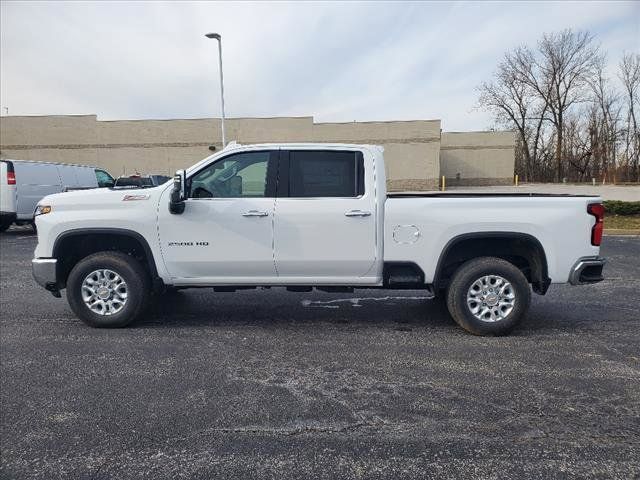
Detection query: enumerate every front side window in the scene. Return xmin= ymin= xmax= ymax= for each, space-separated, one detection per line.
xmin=190 ymin=151 xmax=273 ymax=198
xmin=95 ymin=169 xmax=114 ymax=188
xmin=289 ymin=151 xmax=363 ymax=197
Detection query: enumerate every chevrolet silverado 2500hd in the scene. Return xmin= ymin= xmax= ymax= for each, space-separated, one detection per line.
xmin=32 ymin=143 xmax=606 ymax=335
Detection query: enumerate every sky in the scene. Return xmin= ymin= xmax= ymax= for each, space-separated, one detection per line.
xmin=1 ymin=1 xmax=638 ymax=131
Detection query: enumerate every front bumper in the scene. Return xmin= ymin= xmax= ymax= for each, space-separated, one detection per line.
xmin=32 ymin=258 xmax=61 ymax=296
xmin=569 ymin=256 xmax=606 ymax=285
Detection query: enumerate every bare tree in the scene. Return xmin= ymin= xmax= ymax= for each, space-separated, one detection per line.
xmin=563 ymin=114 xmax=592 ymax=180
xmin=587 ymin=59 xmax=622 ymax=181
xmin=477 ymin=49 xmax=547 ymax=181
xmin=518 ymin=30 xmax=601 ymax=181
xmin=619 ymin=52 xmax=640 ymax=181
xmin=477 ymin=29 xmax=637 ymax=184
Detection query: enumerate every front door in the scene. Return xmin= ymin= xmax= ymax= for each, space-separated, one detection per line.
xmin=158 ymin=150 xmax=278 ymax=282
xmin=273 ymin=149 xmax=378 ymax=281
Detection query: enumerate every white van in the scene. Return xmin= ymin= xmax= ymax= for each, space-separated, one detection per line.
xmin=0 ymin=159 xmax=114 ymax=232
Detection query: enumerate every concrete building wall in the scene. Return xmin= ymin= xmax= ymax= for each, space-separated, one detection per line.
xmin=0 ymin=115 xmax=513 ymax=191
xmin=383 ymin=142 xmax=440 ymax=191
xmin=312 ymin=120 xmax=441 ymax=191
xmin=440 ymin=131 xmax=516 ymax=186
xmin=0 ymin=115 xmax=98 ymax=145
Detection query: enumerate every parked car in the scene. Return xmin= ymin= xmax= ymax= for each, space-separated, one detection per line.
xmin=114 ymin=174 xmax=172 ymax=189
xmin=114 ymin=175 xmax=154 ymax=189
xmin=31 ymin=143 xmax=605 ymax=335
xmin=149 ymin=175 xmax=172 ymax=186
xmin=0 ymin=159 xmax=114 ymax=231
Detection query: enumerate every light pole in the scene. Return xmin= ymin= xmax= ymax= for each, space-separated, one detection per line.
xmin=205 ymin=32 xmax=226 ymax=148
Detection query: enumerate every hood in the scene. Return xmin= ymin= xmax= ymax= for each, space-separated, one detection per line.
xmin=40 ymin=186 xmax=167 ymax=209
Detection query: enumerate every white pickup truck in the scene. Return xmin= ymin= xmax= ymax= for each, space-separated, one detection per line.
xmin=32 ymin=143 xmax=606 ymax=335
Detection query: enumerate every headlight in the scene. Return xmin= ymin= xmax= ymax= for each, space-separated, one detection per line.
xmin=34 ymin=205 xmax=52 ymax=216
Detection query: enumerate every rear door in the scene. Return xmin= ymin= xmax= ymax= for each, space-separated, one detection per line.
xmin=273 ymin=149 xmax=377 ymax=280
xmin=13 ymin=162 xmax=62 ymax=219
xmin=0 ymin=161 xmax=17 ymax=216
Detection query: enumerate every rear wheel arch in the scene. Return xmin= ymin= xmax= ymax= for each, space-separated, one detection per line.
xmin=433 ymin=232 xmax=550 ymax=295
xmin=52 ymin=228 xmax=160 ymax=289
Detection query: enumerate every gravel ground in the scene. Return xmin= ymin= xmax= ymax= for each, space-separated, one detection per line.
xmin=1 ymin=229 xmax=639 ymax=479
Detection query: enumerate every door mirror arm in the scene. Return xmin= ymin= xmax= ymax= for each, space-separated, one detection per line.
xmin=169 ymin=169 xmax=187 ymax=214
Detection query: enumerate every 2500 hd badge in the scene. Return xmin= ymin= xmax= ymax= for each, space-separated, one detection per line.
xmin=168 ymin=241 xmax=210 ymax=247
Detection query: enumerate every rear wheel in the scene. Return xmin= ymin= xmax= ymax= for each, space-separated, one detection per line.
xmin=446 ymin=257 xmax=530 ymax=336
xmin=66 ymin=251 xmax=150 ymax=328
xmin=0 ymin=222 xmax=9 ymax=233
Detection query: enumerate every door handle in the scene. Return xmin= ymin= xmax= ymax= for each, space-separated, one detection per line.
xmin=242 ymin=210 xmax=269 ymax=217
xmin=345 ymin=210 xmax=371 ymax=217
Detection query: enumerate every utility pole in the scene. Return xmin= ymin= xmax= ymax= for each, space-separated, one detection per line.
xmin=205 ymin=32 xmax=226 ymax=147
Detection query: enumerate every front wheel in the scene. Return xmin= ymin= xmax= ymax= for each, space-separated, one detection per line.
xmin=446 ymin=257 xmax=531 ymax=336
xmin=66 ymin=251 xmax=150 ymax=328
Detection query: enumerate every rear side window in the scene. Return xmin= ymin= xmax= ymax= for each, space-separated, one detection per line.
xmin=289 ymin=151 xmax=364 ymax=198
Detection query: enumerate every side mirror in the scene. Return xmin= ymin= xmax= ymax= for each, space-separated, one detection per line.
xmin=169 ymin=169 xmax=187 ymax=214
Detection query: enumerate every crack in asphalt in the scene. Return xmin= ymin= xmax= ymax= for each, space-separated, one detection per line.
xmin=301 ymin=296 xmax=432 ymax=308
xmin=204 ymin=422 xmax=373 ymax=436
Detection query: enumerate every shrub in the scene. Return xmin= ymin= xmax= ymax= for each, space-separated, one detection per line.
xmin=603 ymin=201 xmax=640 ymax=216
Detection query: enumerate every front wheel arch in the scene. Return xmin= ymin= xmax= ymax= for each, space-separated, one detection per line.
xmin=52 ymin=228 xmax=161 ymax=289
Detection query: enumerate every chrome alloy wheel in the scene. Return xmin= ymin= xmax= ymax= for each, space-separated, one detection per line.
xmin=466 ymin=275 xmax=515 ymax=322
xmin=81 ymin=269 xmax=128 ymax=316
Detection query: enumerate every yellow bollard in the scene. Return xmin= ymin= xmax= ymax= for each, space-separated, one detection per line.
xmin=515 ymin=174 xmax=519 ymax=186
xmin=441 ymin=175 xmax=446 ymax=191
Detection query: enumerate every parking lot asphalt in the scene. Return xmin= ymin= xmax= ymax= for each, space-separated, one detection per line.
xmin=1 ymin=229 xmax=639 ymax=479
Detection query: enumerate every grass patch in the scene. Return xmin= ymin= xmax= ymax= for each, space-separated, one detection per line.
xmin=605 ymin=214 xmax=640 ymax=231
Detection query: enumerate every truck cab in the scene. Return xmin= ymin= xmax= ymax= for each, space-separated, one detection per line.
xmin=159 ymin=144 xmax=384 ymax=285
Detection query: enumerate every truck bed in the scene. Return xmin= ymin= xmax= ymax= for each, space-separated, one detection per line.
xmin=384 ymin=193 xmax=601 ymax=285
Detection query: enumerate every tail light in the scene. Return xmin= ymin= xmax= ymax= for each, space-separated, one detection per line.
xmin=587 ymin=203 xmax=604 ymax=246
xmin=6 ymin=162 xmax=16 ymax=185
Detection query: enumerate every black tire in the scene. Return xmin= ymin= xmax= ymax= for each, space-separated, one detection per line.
xmin=0 ymin=222 xmax=9 ymax=233
xmin=446 ymin=256 xmax=531 ymax=336
xmin=429 ymin=288 xmax=449 ymax=310
xmin=432 ymin=287 xmax=448 ymax=302
xmin=66 ymin=251 xmax=150 ymax=328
